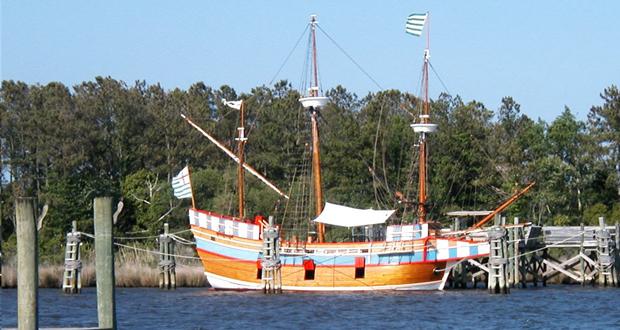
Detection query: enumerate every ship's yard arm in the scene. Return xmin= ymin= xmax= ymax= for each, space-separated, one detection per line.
xmin=470 ymin=182 xmax=536 ymax=229
xmin=180 ymin=114 xmax=290 ymax=200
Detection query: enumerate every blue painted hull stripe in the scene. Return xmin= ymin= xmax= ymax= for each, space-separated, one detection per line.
xmin=195 ymin=237 xmax=483 ymax=265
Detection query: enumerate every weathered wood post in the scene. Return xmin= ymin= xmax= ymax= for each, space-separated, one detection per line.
xmin=16 ymin=198 xmax=39 ymax=330
xmin=261 ymin=216 xmax=282 ymax=294
xmin=614 ymin=220 xmax=620 ymax=287
xmin=507 ymin=220 xmax=515 ymax=288
xmin=512 ymin=217 xmax=520 ymax=287
xmin=62 ymin=220 xmax=82 ymax=294
xmin=579 ymin=222 xmax=586 ymax=286
xmin=159 ymin=223 xmax=176 ymax=290
xmin=488 ymin=226 xmax=509 ymax=294
xmin=596 ymin=217 xmax=615 ymax=286
xmin=0 ymin=199 xmax=3 ymax=286
xmin=94 ymin=197 xmax=117 ymax=329
xmin=494 ymin=214 xmax=501 ymax=226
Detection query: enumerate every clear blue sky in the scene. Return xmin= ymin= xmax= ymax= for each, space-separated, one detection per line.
xmin=2 ymin=0 xmax=619 ymax=122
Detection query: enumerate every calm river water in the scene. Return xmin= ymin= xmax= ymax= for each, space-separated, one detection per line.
xmin=1 ymin=285 xmax=619 ymax=329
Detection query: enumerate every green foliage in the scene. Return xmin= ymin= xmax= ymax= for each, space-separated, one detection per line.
xmin=608 ymin=203 xmax=620 ymax=224
xmin=121 ymin=169 xmax=173 ymax=234
xmin=2 ymin=78 xmax=620 ymax=258
xmin=583 ymin=203 xmax=608 ymax=226
xmin=551 ymin=214 xmax=574 ymax=226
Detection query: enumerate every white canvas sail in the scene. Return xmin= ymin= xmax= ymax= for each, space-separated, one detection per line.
xmin=313 ymin=202 xmax=395 ymax=227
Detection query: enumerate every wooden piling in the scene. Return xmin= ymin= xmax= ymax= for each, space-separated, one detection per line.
xmin=261 ymin=216 xmax=282 ymax=294
xmin=614 ymin=220 xmax=620 ymax=287
xmin=94 ymin=197 xmax=116 ymax=330
xmin=512 ymin=217 xmax=520 ymax=287
xmin=595 ymin=216 xmax=616 ymax=286
xmin=579 ymin=223 xmax=585 ymax=286
xmin=159 ymin=223 xmax=176 ymax=290
xmin=0 ymin=199 xmax=3 ymax=286
xmin=488 ymin=226 xmax=509 ymax=294
xmin=16 ymin=198 xmax=39 ymax=330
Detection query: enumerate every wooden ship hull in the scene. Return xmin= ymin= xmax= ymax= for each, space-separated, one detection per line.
xmin=189 ymin=209 xmax=490 ymax=291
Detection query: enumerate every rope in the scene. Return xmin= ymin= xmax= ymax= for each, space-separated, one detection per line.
xmin=513 ymin=231 xmax=585 ymax=259
xmin=169 ymin=234 xmax=196 ymax=246
xmin=435 ymin=230 xmax=588 ymax=273
xmin=269 ymin=24 xmax=309 ymax=85
xmin=80 ymin=229 xmax=193 ymax=241
xmin=113 ymin=242 xmax=202 ymax=260
xmin=428 ymin=61 xmax=451 ymax=95
xmin=114 ymin=234 xmax=161 ymax=240
xmin=316 ymin=24 xmax=383 ymax=90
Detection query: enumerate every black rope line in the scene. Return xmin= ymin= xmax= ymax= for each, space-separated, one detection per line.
xmin=316 ymin=24 xmax=383 ymax=90
xmin=269 ymin=24 xmax=310 ymax=85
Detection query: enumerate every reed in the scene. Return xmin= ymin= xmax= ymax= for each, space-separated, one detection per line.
xmin=0 ymin=245 xmax=207 ymax=288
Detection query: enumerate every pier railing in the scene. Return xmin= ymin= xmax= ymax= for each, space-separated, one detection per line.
xmin=542 ymin=226 xmax=613 ymax=248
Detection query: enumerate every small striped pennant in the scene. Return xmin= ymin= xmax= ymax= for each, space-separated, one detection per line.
xmin=405 ymin=13 xmax=427 ymax=37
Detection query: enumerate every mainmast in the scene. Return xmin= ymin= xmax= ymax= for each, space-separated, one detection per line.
xmin=300 ymin=14 xmax=328 ymax=243
xmin=236 ymin=101 xmax=247 ymax=218
xmin=410 ymin=13 xmax=437 ymax=224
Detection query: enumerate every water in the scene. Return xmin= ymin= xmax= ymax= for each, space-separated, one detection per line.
xmin=1 ymin=286 xmax=619 ymax=329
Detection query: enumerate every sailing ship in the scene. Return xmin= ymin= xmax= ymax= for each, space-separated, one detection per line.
xmin=179 ymin=14 xmax=528 ymax=291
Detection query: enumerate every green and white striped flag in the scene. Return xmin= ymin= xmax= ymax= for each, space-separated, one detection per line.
xmin=405 ymin=13 xmax=427 ymax=37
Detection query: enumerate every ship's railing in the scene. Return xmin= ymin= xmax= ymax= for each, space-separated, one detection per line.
xmin=189 ymin=209 xmax=260 ymax=240
xmin=280 ymin=239 xmax=428 ymax=255
xmin=280 ymin=238 xmax=489 ymax=262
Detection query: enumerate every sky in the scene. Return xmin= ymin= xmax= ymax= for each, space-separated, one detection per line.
xmin=1 ymin=0 xmax=619 ymax=122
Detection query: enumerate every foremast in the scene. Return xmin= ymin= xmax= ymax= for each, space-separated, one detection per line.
xmin=410 ymin=13 xmax=437 ymax=224
xmin=236 ymin=101 xmax=247 ymax=218
xmin=300 ymin=14 xmax=328 ymax=243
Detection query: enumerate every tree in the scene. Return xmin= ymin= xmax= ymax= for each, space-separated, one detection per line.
xmin=588 ymin=85 xmax=620 ymax=200
xmin=547 ymin=107 xmax=588 ymax=212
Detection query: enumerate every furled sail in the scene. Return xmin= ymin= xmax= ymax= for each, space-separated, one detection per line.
xmin=312 ymin=202 xmax=395 ymax=228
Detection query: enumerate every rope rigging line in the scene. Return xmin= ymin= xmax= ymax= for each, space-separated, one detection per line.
xmin=113 ymin=241 xmax=202 ymax=260
xmin=299 ymin=28 xmax=313 ymax=94
xmin=269 ymin=24 xmax=310 ymax=86
xmin=115 ymin=228 xmax=194 ymax=241
xmin=76 ymin=229 xmax=193 ymax=241
xmin=169 ymin=233 xmax=196 ymax=246
xmin=315 ymin=24 xmax=384 ymax=90
xmin=428 ymin=61 xmax=451 ymax=96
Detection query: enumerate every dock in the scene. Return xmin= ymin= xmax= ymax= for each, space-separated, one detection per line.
xmin=447 ymin=217 xmax=619 ymax=292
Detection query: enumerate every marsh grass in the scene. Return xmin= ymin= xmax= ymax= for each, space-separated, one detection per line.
xmin=1 ymin=244 xmax=206 ymax=288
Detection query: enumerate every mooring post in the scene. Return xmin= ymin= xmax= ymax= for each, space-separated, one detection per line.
xmin=596 ymin=217 xmax=613 ymax=286
xmin=261 ymin=216 xmax=282 ymax=294
xmin=578 ymin=222 xmax=585 ymax=285
xmin=0 ymin=199 xmax=3 ymax=286
xmin=488 ymin=226 xmax=509 ymax=294
xmin=94 ymin=197 xmax=116 ymax=329
xmin=16 ymin=198 xmax=39 ymax=330
xmin=159 ymin=223 xmax=176 ymax=290
xmin=615 ymin=222 xmax=620 ymax=287
xmin=507 ymin=226 xmax=514 ymax=287
xmin=512 ymin=217 xmax=520 ymax=287
xmin=169 ymin=224 xmax=177 ymax=289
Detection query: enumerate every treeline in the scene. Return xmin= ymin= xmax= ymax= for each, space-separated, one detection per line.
xmin=1 ymin=77 xmax=619 ymax=255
